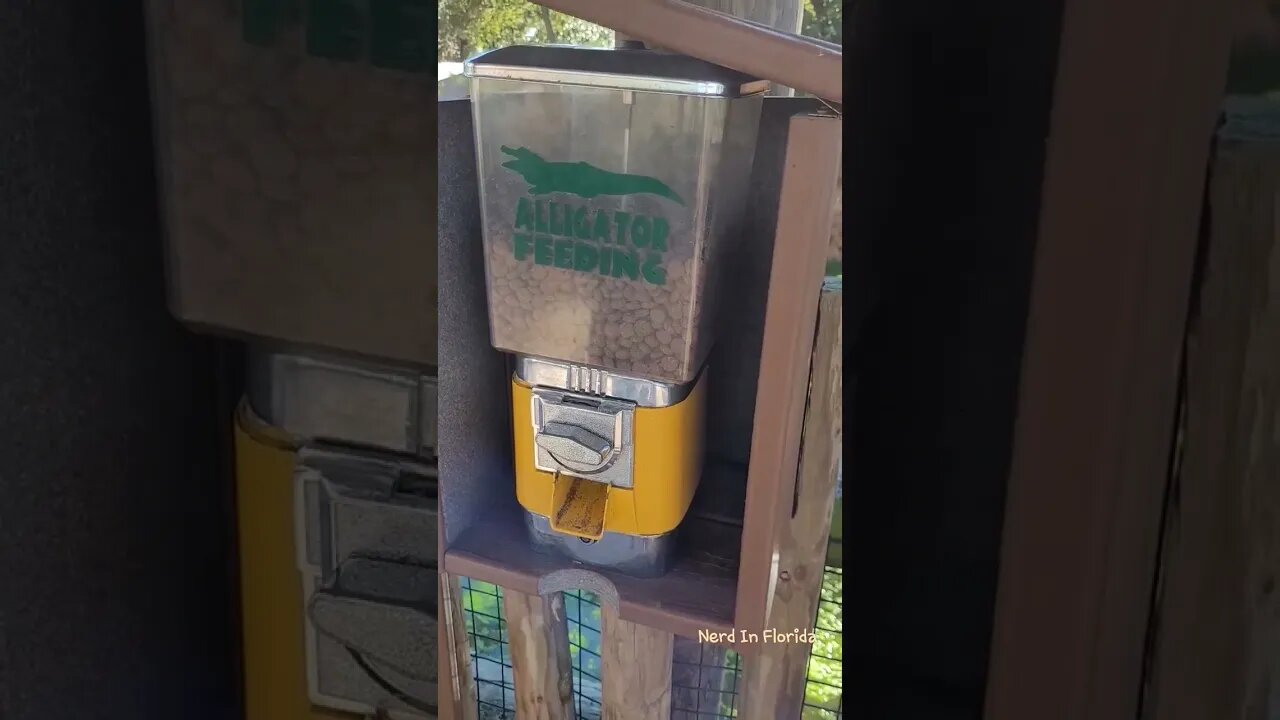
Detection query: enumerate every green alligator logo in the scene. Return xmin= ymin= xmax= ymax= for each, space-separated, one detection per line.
xmin=500 ymin=146 xmax=684 ymax=206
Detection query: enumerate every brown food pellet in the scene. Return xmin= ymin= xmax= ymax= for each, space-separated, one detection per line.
xmin=486 ymin=238 xmax=708 ymax=383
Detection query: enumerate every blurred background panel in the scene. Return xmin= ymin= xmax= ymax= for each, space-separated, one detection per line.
xmin=0 ymin=2 xmax=240 ymax=719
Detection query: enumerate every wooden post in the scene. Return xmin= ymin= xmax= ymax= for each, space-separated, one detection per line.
xmin=1140 ymin=101 xmax=1280 ymax=720
xmin=506 ymin=590 xmax=577 ymax=719
xmin=739 ymin=285 xmax=842 ymax=719
xmin=982 ymin=0 xmax=1232 ymax=715
xmin=735 ymin=111 xmax=842 ymax=639
xmin=600 ymin=606 xmax=675 ymax=719
xmin=440 ymin=572 xmax=480 ymax=720
xmin=439 ymin=572 xmax=456 ymax=720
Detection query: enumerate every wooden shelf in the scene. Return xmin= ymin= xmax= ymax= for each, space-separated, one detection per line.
xmin=444 ymin=505 xmax=742 ymax=640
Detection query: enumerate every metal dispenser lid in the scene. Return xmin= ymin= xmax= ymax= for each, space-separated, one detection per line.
xmin=463 ymin=45 xmax=769 ymax=98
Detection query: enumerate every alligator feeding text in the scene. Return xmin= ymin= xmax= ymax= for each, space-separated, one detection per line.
xmin=501 ymin=146 xmax=683 ymax=287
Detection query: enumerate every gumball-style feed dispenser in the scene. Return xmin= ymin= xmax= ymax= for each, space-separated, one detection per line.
xmin=464 ymin=45 xmax=765 ymax=575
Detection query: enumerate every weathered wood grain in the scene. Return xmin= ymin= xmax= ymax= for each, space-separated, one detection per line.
xmin=506 ymin=590 xmax=576 ymax=720
xmin=440 ymin=572 xmax=480 ymax=720
xmin=600 ymin=606 xmax=675 ymax=719
xmin=739 ymin=286 xmax=843 ymax=719
xmin=982 ymin=0 xmax=1233 ymax=714
xmin=1141 ymin=114 xmax=1280 ymax=720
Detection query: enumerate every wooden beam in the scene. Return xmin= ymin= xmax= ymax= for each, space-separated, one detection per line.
xmin=505 ymin=590 xmax=576 ymax=720
xmin=684 ymin=0 xmax=801 ymax=34
xmin=531 ymin=0 xmax=841 ymax=103
xmin=600 ymin=606 xmax=675 ymax=719
xmin=1141 ymin=102 xmax=1280 ymax=720
xmin=619 ymin=0 xmax=803 ymax=95
xmin=739 ymin=285 xmax=843 ymax=719
xmin=691 ymin=0 xmax=801 ymax=97
xmin=619 ymin=0 xmax=801 ymax=40
xmin=982 ymin=0 xmax=1233 ymax=716
xmin=438 ymin=571 xmax=456 ymax=720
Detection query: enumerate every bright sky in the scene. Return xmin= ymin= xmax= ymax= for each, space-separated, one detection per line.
xmin=437 ymin=62 xmax=464 ymax=81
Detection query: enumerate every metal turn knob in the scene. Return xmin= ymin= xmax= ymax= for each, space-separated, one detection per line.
xmin=535 ymin=421 xmax=612 ymax=469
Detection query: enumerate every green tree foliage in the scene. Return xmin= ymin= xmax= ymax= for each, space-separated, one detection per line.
xmin=566 ymin=594 xmax=603 ymax=682
xmin=438 ymin=0 xmax=613 ymax=62
xmin=461 ymin=579 xmax=505 ymax=657
xmin=441 ymin=0 xmax=842 ymax=64
xmin=803 ymin=0 xmax=842 ymax=44
xmin=803 ymin=569 xmax=844 ymax=714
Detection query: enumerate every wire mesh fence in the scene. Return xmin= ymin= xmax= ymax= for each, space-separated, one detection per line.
xmin=563 ymin=589 xmax=742 ymax=720
xmin=456 ymin=566 xmax=843 ymax=720
xmin=802 ymin=567 xmax=844 ymax=719
xmin=458 ymin=577 xmax=516 ymax=719
xmin=670 ymin=637 xmax=742 ymax=719
xmin=565 ymin=589 xmax=604 ymax=719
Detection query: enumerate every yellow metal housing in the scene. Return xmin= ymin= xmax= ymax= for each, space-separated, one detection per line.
xmin=233 ymin=401 xmax=355 ymax=720
xmin=512 ymin=373 xmax=706 ymax=539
